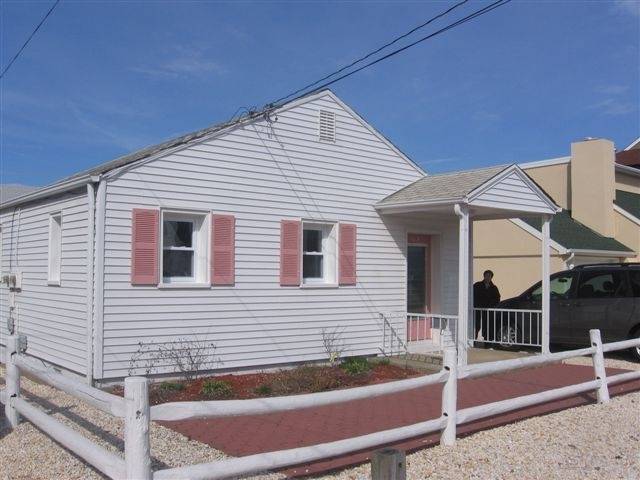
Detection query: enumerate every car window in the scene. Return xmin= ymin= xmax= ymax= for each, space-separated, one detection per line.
xmin=629 ymin=270 xmax=640 ymax=297
xmin=577 ymin=271 xmax=627 ymax=299
xmin=530 ymin=273 xmax=574 ymax=300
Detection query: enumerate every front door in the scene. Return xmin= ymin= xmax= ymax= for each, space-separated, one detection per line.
xmin=407 ymin=245 xmax=427 ymax=313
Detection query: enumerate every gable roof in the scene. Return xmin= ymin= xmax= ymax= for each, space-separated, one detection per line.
xmin=1 ymin=89 xmax=424 ymax=210
xmin=615 ymin=189 xmax=640 ymax=220
xmin=376 ymin=164 xmax=559 ymax=216
xmin=377 ymin=164 xmax=508 ymax=205
xmin=0 ymin=184 xmax=37 ymax=203
xmin=520 ymin=209 xmax=633 ymax=253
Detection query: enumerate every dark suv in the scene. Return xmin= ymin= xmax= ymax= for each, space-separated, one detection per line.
xmin=499 ymin=263 xmax=640 ymax=360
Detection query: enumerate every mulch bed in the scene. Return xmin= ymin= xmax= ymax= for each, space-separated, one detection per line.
xmin=110 ymin=362 xmax=419 ymax=405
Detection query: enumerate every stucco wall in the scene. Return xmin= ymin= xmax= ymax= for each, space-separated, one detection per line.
xmin=615 ymin=211 xmax=640 ymax=262
xmin=616 ymin=171 xmax=640 ymax=194
xmin=473 ymin=218 xmax=566 ymax=298
xmin=525 ymin=163 xmax=571 ymax=210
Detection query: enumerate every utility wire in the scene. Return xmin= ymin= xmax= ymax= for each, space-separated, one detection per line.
xmin=270 ymin=0 xmax=471 ymax=106
xmin=267 ymin=0 xmax=511 ymax=110
xmin=0 ymin=0 xmax=61 ymax=80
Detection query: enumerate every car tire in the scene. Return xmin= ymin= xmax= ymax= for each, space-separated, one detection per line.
xmin=498 ymin=323 xmax=519 ymax=350
xmin=630 ymin=329 xmax=640 ymax=363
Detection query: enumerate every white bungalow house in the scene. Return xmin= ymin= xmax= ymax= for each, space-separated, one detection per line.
xmin=0 ymin=90 xmax=558 ymax=383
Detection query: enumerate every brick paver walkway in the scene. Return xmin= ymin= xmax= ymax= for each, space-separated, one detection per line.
xmin=160 ymin=363 xmax=640 ymax=477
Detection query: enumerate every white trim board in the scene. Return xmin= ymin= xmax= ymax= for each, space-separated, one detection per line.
xmin=509 ymin=218 xmax=568 ymax=254
xmin=518 ymin=156 xmax=571 ymax=170
xmin=625 ymin=137 xmax=640 ymax=151
xmin=614 ymin=204 xmax=640 ymax=227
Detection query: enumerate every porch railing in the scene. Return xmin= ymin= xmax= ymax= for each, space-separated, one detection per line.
xmin=407 ymin=313 xmax=457 ymax=349
xmin=473 ymin=308 xmax=542 ymax=347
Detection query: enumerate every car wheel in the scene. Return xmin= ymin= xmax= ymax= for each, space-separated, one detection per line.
xmin=630 ymin=329 xmax=640 ymax=362
xmin=498 ymin=323 xmax=519 ymax=349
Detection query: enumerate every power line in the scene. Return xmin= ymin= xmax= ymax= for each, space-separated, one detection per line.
xmin=0 ymin=0 xmax=61 ymax=80
xmin=267 ymin=0 xmax=511 ymax=110
xmin=270 ymin=0 xmax=471 ymax=106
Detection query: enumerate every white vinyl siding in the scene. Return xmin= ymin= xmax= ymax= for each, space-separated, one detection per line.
xmin=99 ymin=93 xmax=429 ymax=378
xmin=0 ymin=191 xmax=89 ymax=373
xmin=470 ymin=171 xmax=552 ymax=213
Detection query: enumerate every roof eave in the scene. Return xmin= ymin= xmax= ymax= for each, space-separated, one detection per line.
xmin=0 ymin=174 xmax=95 ymax=210
xmin=568 ymin=248 xmax=636 ymax=257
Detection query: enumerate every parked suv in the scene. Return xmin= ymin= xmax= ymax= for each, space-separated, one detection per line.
xmin=498 ymin=263 xmax=640 ymax=361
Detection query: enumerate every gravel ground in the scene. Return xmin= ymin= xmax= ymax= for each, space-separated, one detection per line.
xmin=1 ymin=355 xmax=639 ymax=480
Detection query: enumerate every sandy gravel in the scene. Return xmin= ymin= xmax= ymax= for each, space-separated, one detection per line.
xmin=1 ymin=355 xmax=639 ymax=480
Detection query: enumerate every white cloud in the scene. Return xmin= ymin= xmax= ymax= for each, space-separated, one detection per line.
xmin=612 ymin=0 xmax=640 ymax=17
xmin=588 ymin=98 xmax=636 ymax=116
xmin=595 ymin=84 xmax=629 ymax=95
xmin=132 ymin=48 xmax=226 ymax=79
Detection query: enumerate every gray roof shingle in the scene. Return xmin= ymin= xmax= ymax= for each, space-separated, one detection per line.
xmin=377 ymin=165 xmax=509 ymax=206
xmin=0 ymin=184 xmax=37 ymax=203
xmin=615 ymin=189 xmax=640 ymax=219
xmin=521 ymin=209 xmax=633 ymax=253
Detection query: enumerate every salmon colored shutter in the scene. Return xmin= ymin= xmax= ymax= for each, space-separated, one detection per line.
xmin=131 ymin=208 xmax=159 ymax=285
xmin=339 ymin=223 xmax=357 ymax=285
xmin=211 ymin=214 xmax=235 ymax=286
xmin=280 ymin=220 xmax=301 ymax=286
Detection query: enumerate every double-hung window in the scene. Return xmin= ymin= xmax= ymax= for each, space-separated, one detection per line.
xmin=302 ymin=222 xmax=337 ymax=285
xmin=161 ymin=211 xmax=208 ymax=284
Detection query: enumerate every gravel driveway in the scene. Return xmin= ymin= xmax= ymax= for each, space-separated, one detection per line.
xmin=1 ymin=355 xmax=639 ymax=480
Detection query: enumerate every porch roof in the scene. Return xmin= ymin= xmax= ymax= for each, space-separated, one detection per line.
xmin=376 ymin=164 xmax=560 ymax=217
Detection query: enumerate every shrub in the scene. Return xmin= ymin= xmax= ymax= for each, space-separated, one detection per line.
xmin=270 ymin=366 xmax=342 ymax=395
xmin=159 ymin=381 xmax=185 ymax=391
xmin=254 ymin=384 xmax=272 ymax=396
xmin=376 ymin=357 xmax=391 ymax=366
xmin=201 ymin=380 xmax=233 ymax=399
xmin=341 ymin=357 xmax=371 ymax=376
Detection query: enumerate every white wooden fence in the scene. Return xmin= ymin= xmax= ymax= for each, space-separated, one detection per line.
xmin=2 ymin=330 xmax=640 ymax=480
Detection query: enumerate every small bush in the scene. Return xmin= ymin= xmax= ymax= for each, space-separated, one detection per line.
xmin=159 ymin=381 xmax=185 ymax=391
xmin=201 ymin=380 xmax=233 ymax=399
xmin=270 ymin=366 xmax=342 ymax=395
xmin=376 ymin=357 xmax=390 ymax=366
xmin=341 ymin=357 xmax=371 ymax=376
xmin=254 ymin=384 xmax=272 ymax=396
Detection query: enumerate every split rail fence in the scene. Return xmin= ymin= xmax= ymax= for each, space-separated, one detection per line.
xmin=2 ymin=330 xmax=640 ymax=480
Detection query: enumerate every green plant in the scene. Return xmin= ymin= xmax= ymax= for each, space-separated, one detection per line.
xmin=270 ymin=366 xmax=342 ymax=395
xmin=159 ymin=381 xmax=185 ymax=391
xmin=341 ymin=357 xmax=371 ymax=376
xmin=201 ymin=380 xmax=233 ymax=399
xmin=254 ymin=384 xmax=272 ymax=396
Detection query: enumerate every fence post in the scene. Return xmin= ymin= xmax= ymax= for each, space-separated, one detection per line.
xmin=124 ymin=376 xmax=151 ymax=480
xmin=589 ymin=329 xmax=610 ymax=404
xmin=5 ymin=335 xmax=21 ymax=428
xmin=371 ymin=448 xmax=406 ymax=480
xmin=440 ymin=347 xmax=458 ymax=446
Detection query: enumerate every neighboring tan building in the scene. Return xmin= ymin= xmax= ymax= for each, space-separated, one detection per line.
xmin=474 ymin=137 xmax=640 ymax=298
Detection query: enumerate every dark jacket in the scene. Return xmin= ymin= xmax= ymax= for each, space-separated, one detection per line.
xmin=473 ymin=281 xmax=501 ymax=308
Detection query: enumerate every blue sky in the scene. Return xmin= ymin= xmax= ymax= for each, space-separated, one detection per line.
xmin=1 ymin=0 xmax=638 ymax=187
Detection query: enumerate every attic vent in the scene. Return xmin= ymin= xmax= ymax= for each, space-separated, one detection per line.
xmin=318 ymin=110 xmax=336 ymax=142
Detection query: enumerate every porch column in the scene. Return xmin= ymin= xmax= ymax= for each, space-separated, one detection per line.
xmin=541 ymin=214 xmax=551 ymax=354
xmin=468 ymin=218 xmax=474 ymax=346
xmin=454 ymin=204 xmax=469 ymax=366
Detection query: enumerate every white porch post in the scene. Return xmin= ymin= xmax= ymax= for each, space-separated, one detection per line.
xmin=454 ymin=204 xmax=469 ymax=366
xmin=468 ymin=218 xmax=474 ymax=346
xmin=541 ymin=215 xmax=551 ymax=354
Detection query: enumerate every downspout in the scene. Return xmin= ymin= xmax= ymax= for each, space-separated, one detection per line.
xmin=92 ymin=178 xmax=107 ymax=382
xmin=86 ymin=181 xmax=97 ymax=385
xmin=565 ymin=251 xmax=575 ymax=269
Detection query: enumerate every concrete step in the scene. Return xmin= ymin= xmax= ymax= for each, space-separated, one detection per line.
xmin=386 ymin=353 xmax=443 ymax=372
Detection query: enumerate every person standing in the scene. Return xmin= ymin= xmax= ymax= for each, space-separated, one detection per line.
xmin=473 ymin=270 xmax=501 ymax=346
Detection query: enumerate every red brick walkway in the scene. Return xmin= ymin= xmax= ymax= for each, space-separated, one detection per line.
xmin=160 ymin=364 xmax=640 ymax=478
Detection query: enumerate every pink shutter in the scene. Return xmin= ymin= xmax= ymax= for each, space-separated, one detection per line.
xmin=339 ymin=223 xmax=357 ymax=285
xmin=211 ymin=214 xmax=235 ymax=286
xmin=131 ymin=208 xmax=159 ymax=285
xmin=280 ymin=220 xmax=301 ymax=286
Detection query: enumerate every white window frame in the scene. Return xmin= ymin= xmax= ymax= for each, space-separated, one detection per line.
xmin=48 ymin=212 xmax=62 ymax=285
xmin=160 ymin=210 xmax=209 ymax=286
xmin=302 ymin=221 xmax=337 ymax=286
